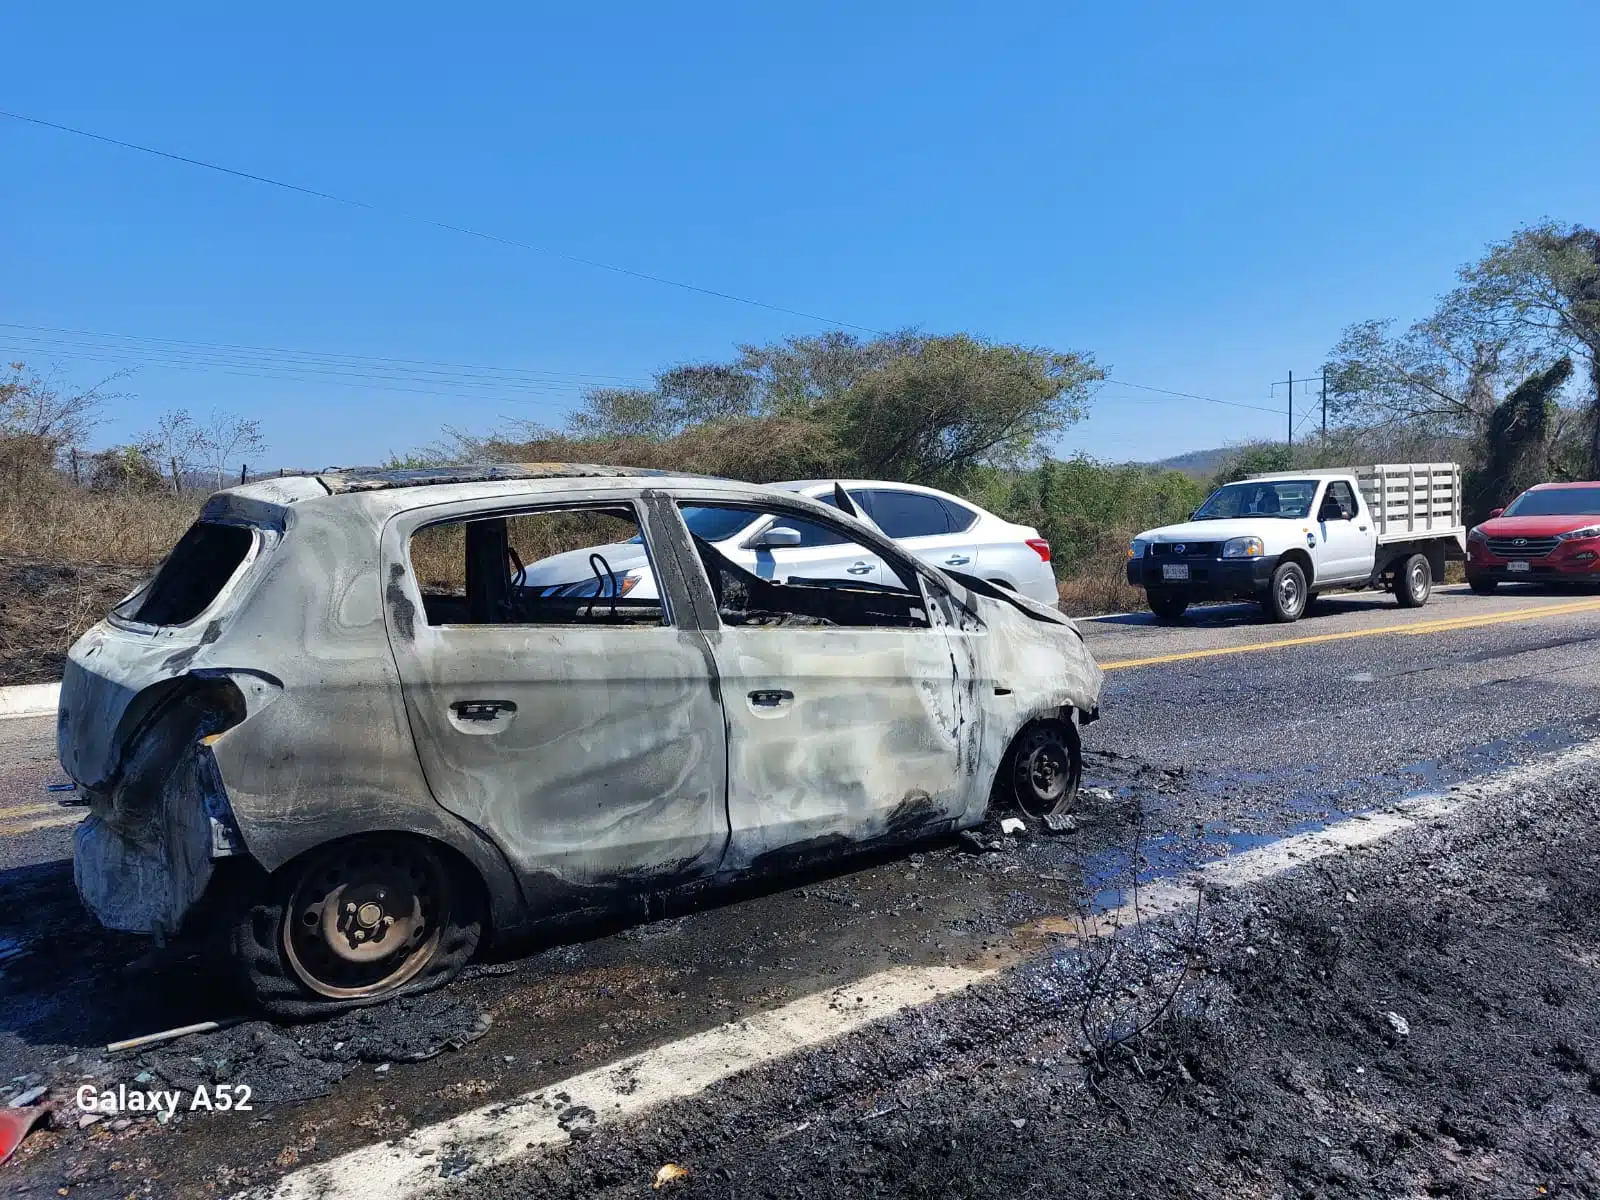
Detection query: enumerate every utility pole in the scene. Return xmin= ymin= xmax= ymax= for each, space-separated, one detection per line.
xmin=1269 ymin=371 xmax=1328 ymax=448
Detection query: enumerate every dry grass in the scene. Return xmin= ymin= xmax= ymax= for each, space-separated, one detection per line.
xmin=0 ymin=473 xmax=201 ymax=683
xmin=0 ymin=480 xmax=201 ymax=564
xmin=1057 ymin=555 xmax=1147 ymax=617
xmin=0 ymin=555 xmax=154 ymax=684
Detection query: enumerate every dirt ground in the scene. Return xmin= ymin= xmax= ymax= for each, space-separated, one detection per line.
xmin=0 ymin=555 xmax=151 ymax=685
xmin=440 ymin=762 xmax=1600 ymax=1200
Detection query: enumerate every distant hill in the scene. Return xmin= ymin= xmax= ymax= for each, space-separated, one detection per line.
xmin=1145 ymin=447 xmax=1228 ymax=478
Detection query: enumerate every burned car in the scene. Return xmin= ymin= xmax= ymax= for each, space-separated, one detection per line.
xmin=59 ymin=465 xmax=1103 ymax=1015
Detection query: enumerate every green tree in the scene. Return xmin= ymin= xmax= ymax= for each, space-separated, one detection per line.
xmin=1323 ymin=291 xmax=1534 ymax=439
xmin=1211 ymin=442 xmax=1294 ymax=485
xmin=550 ymin=330 xmax=1100 ymax=488
xmin=1467 ymin=358 xmax=1573 ymax=521
xmin=1460 ymin=223 xmax=1600 ymax=475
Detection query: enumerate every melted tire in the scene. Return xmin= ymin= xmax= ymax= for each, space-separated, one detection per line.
xmin=232 ymin=837 xmax=483 ymax=1020
xmin=1006 ymin=720 xmax=1083 ymax=819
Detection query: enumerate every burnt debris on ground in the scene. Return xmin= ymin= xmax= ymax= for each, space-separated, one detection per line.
xmin=0 ymin=556 xmax=151 ymax=686
xmin=436 ymin=763 xmax=1600 ymax=1200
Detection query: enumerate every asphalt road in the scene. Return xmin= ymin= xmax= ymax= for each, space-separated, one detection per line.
xmin=2 ymin=583 xmax=1598 ymax=1197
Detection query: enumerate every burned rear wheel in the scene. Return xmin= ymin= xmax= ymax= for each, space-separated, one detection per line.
xmin=235 ymin=834 xmax=483 ymax=1018
xmin=1008 ymin=720 xmax=1083 ymax=819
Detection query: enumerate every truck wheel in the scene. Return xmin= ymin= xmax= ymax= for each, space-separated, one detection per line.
xmin=1262 ymin=561 xmax=1308 ymax=623
xmin=1395 ymin=553 xmax=1432 ymax=607
xmin=1147 ymin=590 xmax=1189 ymax=622
xmin=233 ymin=834 xmax=484 ymax=1019
xmin=1468 ymin=575 xmax=1498 ymax=595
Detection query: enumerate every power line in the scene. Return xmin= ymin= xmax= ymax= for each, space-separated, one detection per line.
xmin=0 ymin=110 xmax=883 ymax=335
xmin=3 ymin=114 xmax=1305 ymax=422
xmin=1092 ymin=379 xmax=1286 ymax=416
xmin=7 ymin=320 xmax=1293 ymax=420
xmin=0 ymin=322 xmax=651 ymax=385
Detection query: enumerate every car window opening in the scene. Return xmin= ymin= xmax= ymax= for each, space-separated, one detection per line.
xmin=678 ymin=501 xmax=930 ymax=630
xmin=119 ymin=521 xmax=255 ymax=626
xmin=410 ymin=505 xmax=668 ymax=628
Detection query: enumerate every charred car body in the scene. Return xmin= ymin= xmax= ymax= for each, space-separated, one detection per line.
xmin=59 ymin=466 xmax=1103 ymax=1015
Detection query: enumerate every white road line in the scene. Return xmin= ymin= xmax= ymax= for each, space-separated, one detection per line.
xmin=255 ymin=737 xmax=1600 ymax=1200
xmin=0 ymin=682 xmax=60 ymax=720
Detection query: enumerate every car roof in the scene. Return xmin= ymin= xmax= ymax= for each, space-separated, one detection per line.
xmin=317 ymin=463 xmax=684 ymax=493
xmin=774 ymin=479 xmax=979 ymax=507
xmin=220 ymin=464 xmax=823 ymax=514
xmin=1524 ymin=480 xmax=1600 ymax=490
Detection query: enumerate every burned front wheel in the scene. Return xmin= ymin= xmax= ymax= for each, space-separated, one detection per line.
xmin=1008 ymin=720 xmax=1083 ymax=819
xmin=234 ymin=835 xmax=483 ymax=1018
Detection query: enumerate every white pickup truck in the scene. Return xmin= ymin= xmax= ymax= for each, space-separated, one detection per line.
xmin=1126 ymin=463 xmax=1467 ymax=622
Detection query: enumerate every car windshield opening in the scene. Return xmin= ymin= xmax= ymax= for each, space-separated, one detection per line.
xmin=1192 ymin=480 xmax=1318 ymax=520
xmin=1502 ymin=487 xmax=1600 ymax=517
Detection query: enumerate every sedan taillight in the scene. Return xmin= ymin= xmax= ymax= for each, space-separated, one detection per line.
xmin=1026 ymin=538 xmax=1051 ymax=562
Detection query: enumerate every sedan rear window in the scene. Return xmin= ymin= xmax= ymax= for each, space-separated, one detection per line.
xmin=862 ymin=490 xmax=953 ymax=538
xmin=124 ymin=522 xmax=255 ymax=626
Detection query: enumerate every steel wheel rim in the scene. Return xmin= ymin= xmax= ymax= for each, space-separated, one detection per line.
xmin=283 ymin=840 xmax=449 ymax=1000
xmin=1409 ymin=561 xmax=1427 ymax=599
xmin=1278 ymin=570 xmax=1303 ymax=615
xmin=1015 ymin=733 xmax=1075 ymax=818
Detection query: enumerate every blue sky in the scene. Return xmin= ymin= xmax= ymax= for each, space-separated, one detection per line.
xmin=4 ymin=1 xmax=1597 ymax=469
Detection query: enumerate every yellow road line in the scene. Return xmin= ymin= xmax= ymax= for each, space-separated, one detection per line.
xmin=1100 ymin=598 xmax=1600 ymax=671
xmin=0 ymin=810 xmax=84 ymax=835
xmin=0 ymin=803 xmax=65 ymax=821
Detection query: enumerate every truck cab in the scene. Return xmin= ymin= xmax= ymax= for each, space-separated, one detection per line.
xmin=1127 ymin=465 xmax=1466 ymax=623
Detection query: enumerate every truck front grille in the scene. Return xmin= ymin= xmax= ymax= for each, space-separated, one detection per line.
xmin=1150 ymin=542 xmax=1221 ymax=558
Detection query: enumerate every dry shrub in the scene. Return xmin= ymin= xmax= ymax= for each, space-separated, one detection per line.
xmin=0 ymin=468 xmax=200 ymax=565
xmin=1056 ymin=541 xmax=1146 ymax=617
xmin=0 ymin=464 xmax=202 ymax=682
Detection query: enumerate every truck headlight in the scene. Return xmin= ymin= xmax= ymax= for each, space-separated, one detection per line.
xmin=1556 ymin=525 xmax=1600 ymax=542
xmin=1127 ymin=539 xmax=1149 ymax=559
xmin=1222 ymin=537 xmax=1264 ymax=558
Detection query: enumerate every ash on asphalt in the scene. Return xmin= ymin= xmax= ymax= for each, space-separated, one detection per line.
xmin=437 ymin=754 xmax=1600 ymax=1200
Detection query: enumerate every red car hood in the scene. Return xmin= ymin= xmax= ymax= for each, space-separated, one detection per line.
xmin=1477 ymin=515 xmax=1600 ymax=537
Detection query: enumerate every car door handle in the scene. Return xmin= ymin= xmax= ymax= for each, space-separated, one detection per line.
xmin=944 ymin=554 xmax=971 ymax=565
xmin=847 ymin=562 xmax=873 ymax=575
xmin=450 ymin=699 xmax=517 ymax=722
xmin=748 ymin=689 xmax=794 ymax=708
xmin=1358 ymin=525 xmax=1368 ymax=532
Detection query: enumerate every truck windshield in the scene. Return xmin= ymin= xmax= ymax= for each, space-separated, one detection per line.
xmin=1503 ymin=486 xmax=1600 ymax=516
xmin=1192 ymin=480 xmax=1317 ymax=520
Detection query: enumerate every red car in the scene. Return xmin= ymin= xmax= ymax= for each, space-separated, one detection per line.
xmin=1466 ymin=481 xmax=1600 ymax=592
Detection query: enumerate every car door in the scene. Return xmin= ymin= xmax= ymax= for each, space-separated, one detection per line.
xmin=727 ymin=504 xmax=890 ymax=587
xmin=381 ymin=493 xmax=728 ymax=899
xmin=1315 ymin=480 xmax=1376 ymax=582
xmin=674 ymin=497 xmax=981 ymax=868
xmin=860 ymin=488 xmax=979 ymax=574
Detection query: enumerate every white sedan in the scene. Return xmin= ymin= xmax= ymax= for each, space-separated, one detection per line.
xmin=517 ymin=479 xmax=1059 ymax=607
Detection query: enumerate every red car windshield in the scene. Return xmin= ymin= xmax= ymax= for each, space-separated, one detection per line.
xmin=1503 ymin=487 xmax=1600 ymax=517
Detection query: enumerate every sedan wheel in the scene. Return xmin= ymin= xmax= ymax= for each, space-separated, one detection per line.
xmin=1009 ymin=721 xmax=1083 ymax=819
xmin=283 ymin=840 xmax=450 ymax=999
xmin=235 ymin=835 xmax=483 ymax=1016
